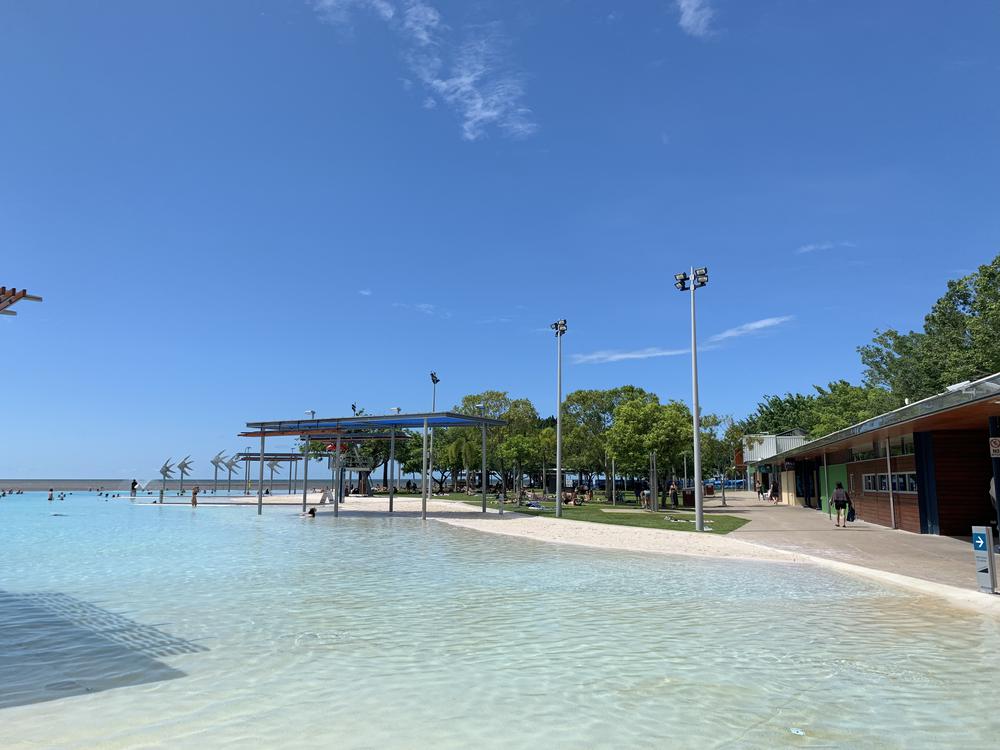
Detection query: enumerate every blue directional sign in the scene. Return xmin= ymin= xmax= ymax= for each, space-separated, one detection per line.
xmin=971 ymin=526 xmax=997 ymax=594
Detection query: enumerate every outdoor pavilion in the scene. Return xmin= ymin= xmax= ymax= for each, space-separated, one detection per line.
xmin=234 ymin=452 xmax=303 ymax=497
xmin=240 ymin=412 xmax=506 ymax=518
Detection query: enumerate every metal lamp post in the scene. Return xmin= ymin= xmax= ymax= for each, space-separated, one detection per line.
xmin=674 ymin=267 xmax=708 ymax=531
xmin=475 ymin=402 xmax=488 ymax=513
xmin=426 ymin=371 xmax=439 ymax=502
xmin=551 ymin=319 xmax=567 ymax=517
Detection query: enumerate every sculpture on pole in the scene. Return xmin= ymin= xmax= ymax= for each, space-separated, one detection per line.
xmin=159 ymin=459 xmax=175 ymax=503
xmin=266 ymin=459 xmax=282 ymax=494
xmin=210 ymin=452 xmax=226 ymax=495
xmin=177 ymin=456 xmax=193 ymax=495
xmin=225 ymin=455 xmax=240 ymax=495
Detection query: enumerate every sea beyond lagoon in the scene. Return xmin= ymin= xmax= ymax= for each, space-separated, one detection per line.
xmin=2 ymin=491 xmax=999 ymax=749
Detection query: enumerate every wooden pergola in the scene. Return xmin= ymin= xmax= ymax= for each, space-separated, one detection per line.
xmin=0 ymin=287 xmax=42 ymax=317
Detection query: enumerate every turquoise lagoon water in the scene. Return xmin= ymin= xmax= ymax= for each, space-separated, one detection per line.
xmin=2 ymin=492 xmax=999 ymax=749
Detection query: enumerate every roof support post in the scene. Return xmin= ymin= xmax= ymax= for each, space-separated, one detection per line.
xmin=334 ymin=434 xmax=341 ymax=517
xmin=389 ymin=427 xmax=396 ymax=513
xmin=302 ymin=446 xmax=309 ymax=513
xmin=823 ymin=452 xmax=831 ymax=520
xmin=884 ymin=438 xmax=896 ymax=529
xmin=421 ymin=417 xmax=429 ymax=520
xmin=990 ymin=417 xmax=1000 ymax=533
xmin=481 ymin=422 xmax=487 ymax=513
xmin=257 ymin=434 xmax=265 ymax=515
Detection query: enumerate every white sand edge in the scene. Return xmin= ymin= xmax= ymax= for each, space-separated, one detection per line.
xmin=429 ymin=502 xmax=1000 ymax=618
xmin=148 ymin=493 xmax=1000 ymax=617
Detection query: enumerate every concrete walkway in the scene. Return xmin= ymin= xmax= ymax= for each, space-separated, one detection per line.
xmin=711 ymin=491 xmax=980 ymax=591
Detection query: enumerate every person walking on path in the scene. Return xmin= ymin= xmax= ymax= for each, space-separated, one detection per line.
xmin=831 ymin=482 xmax=850 ymax=527
xmin=769 ymin=480 xmax=780 ymax=504
xmin=669 ymin=481 xmax=679 ymax=509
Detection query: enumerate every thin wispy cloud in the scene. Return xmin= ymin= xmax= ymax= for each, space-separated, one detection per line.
xmin=573 ymin=347 xmax=689 ymax=365
xmin=358 ymin=288 xmax=373 ymax=296
xmin=392 ymin=301 xmax=451 ymax=318
xmin=575 ymin=317 xmax=792 ymax=365
xmin=796 ymin=240 xmax=855 ymax=254
xmin=477 ymin=316 xmax=512 ymax=324
xmin=676 ymin=0 xmax=716 ymax=38
xmin=707 ymin=316 xmax=794 ymax=343
xmin=312 ymin=1 xmax=535 ymax=141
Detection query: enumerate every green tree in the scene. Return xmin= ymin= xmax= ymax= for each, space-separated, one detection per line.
xmin=739 ymin=392 xmax=819 ymax=435
xmin=809 ymin=380 xmax=900 ymax=437
xmin=859 ymin=256 xmax=1000 ymax=401
xmin=563 ymin=386 xmax=657 ymax=488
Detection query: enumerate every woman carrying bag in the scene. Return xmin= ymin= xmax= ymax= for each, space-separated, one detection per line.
xmin=831 ymin=482 xmax=851 ymax=527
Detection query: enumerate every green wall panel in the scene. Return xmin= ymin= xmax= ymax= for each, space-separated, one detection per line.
xmin=819 ymin=464 xmax=848 ymax=513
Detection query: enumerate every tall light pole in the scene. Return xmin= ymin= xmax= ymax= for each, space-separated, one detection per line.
xmin=675 ymin=267 xmax=708 ymax=531
xmin=551 ymin=319 xmax=567 ymax=517
xmin=425 ymin=372 xmax=440 ymax=502
xmin=475 ymin=402 xmax=488 ymax=513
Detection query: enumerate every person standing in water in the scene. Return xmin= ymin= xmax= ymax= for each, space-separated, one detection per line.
xmin=130 ymin=479 xmax=138 ymax=498
xmin=47 ymin=488 xmax=54 ymax=502
xmin=191 ymin=485 xmax=200 ymax=507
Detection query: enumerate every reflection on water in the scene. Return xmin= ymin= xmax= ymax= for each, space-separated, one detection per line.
xmin=1 ymin=493 xmax=999 ymax=749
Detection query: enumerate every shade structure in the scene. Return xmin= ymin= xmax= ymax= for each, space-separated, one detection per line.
xmin=242 ymin=412 xmax=506 ymax=517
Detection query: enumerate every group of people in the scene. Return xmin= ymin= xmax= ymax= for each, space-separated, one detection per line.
xmin=755 ymin=479 xmax=782 ymax=504
xmin=755 ymin=478 xmax=855 ymax=526
xmin=1 ymin=488 xmax=24 ymax=496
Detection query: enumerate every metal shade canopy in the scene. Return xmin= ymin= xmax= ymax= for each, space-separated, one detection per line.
xmin=242 ymin=412 xmax=506 ymax=518
xmin=245 ymin=411 xmax=505 ymax=432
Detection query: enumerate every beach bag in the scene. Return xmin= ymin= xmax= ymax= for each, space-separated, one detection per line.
xmin=846 ymin=502 xmax=856 ymax=523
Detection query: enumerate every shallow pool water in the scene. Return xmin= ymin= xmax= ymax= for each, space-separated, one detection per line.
xmin=1 ymin=492 xmax=998 ymax=748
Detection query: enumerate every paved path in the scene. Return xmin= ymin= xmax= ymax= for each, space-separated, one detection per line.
xmin=711 ymin=492 xmax=979 ymax=591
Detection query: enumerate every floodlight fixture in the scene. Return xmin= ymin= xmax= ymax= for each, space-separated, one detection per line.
xmin=430 ymin=371 xmax=440 ymax=385
xmin=550 ymin=319 xmax=567 ymax=336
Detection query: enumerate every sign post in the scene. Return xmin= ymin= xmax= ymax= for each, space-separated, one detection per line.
xmin=972 ymin=526 xmax=996 ymax=594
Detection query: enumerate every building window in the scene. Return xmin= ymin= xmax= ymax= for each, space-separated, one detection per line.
xmin=906 ymin=473 xmax=918 ymax=493
xmin=878 ymin=474 xmax=889 ymax=492
xmin=851 ymin=444 xmax=877 ymax=462
xmin=889 ymin=435 xmax=915 ymax=457
xmin=863 ymin=474 xmax=875 ymax=492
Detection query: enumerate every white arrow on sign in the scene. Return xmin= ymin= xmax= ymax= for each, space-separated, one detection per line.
xmin=974 ymin=536 xmax=986 ymax=549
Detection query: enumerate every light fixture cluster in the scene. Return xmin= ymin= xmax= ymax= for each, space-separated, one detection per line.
xmin=550 ymin=319 xmax=568 ymax=336
xmin=674 ymin=267 xmax=709 ymax=291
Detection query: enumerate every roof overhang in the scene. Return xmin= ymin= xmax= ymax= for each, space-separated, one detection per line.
xmin=766 ymin=372 xmax=1000 ymax=464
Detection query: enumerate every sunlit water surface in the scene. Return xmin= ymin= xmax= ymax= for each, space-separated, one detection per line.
xmin=1 ymin=492 xmax=999 ymax=749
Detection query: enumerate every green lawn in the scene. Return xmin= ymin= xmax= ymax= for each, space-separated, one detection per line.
xmin=453 ymin=495 xmax=748 ymax=534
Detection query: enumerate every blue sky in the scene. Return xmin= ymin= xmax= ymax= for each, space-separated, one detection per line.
xmin=2 ymin=0 xmax=998 ymax=478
